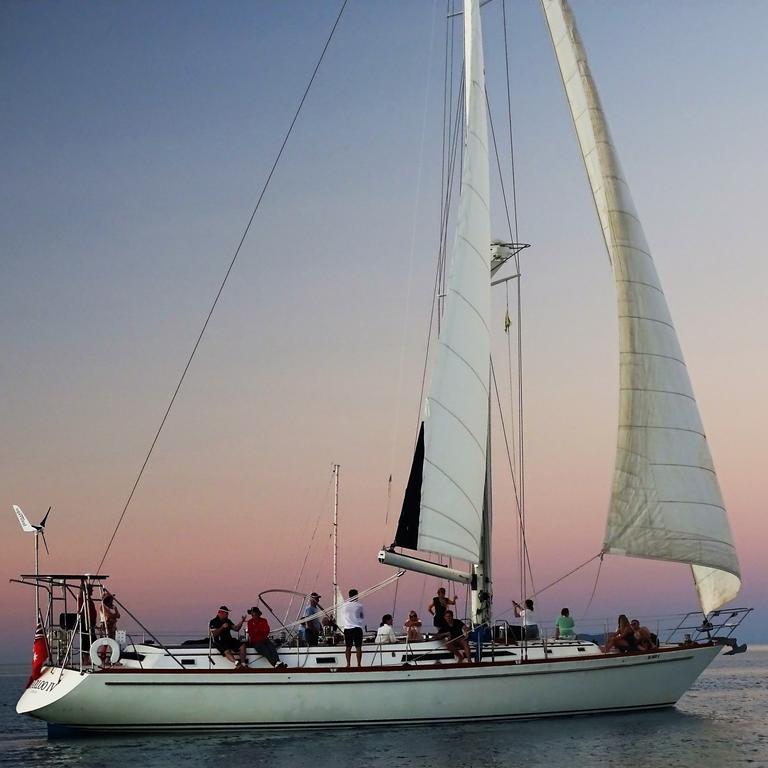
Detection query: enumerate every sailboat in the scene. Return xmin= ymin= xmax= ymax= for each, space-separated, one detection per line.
xmin=15 ymin=0 xmax=748 ymax=734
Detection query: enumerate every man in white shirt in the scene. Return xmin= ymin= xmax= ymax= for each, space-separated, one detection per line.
xmin=340 ymin=588 xmax=365 ymax=667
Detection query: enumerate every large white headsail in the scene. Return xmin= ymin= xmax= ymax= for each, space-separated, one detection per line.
xmin=542 ymin=0 xmax=740 ymax=613
xmin=394 ymin=0 xmax=491 ymax=564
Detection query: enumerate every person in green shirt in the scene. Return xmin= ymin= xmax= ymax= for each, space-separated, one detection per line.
xmin=554 ymin=607 xmax=575 ymax=640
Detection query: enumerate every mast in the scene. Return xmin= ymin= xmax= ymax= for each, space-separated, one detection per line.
xmin=332 ymin=463 xmax=339 ymax=602
xmin=381 ymin=0 xmax=493 ymax=621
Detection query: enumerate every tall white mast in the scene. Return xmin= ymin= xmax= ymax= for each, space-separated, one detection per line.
xmin=332 ymin=463 xmax=339 ymax=602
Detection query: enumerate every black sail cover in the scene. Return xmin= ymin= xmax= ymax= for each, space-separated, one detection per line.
xmin=394 ymin=422 xmax=424 ymax=550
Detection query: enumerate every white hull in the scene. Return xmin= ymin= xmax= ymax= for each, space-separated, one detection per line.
xmin=17 ymin=644 xmax=721 ymax=733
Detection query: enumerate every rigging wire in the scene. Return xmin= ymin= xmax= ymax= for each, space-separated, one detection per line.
xmin=386 ymin=0 xmax=441 ymax=523
xmin=412 ymin=67 xmax=464 ymax=439
xmin=94 ymin=0 xmax=349 ymax=574
xmin=491 ymin=361 xmax=535 ymax=596
xmin=288 ymin=471 xmax=335 ymax=623
xmin=583 ymin=552 xmax=605 ymax=616
xmin=497 ymin=0 xmax=528 ymax=604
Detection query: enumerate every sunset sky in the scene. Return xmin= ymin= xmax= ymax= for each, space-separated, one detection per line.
xmin=1 ymin=1 xmax=766 ymax=662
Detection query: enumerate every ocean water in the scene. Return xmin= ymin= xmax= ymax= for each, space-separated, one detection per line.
xmin=1 ymin=648 xmax=766 ymax=768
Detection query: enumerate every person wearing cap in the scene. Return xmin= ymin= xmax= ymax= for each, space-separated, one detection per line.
xmin=246 ymin=606 xmax=287 ymax=668
xmin=302 ymin=592 xmax=323 ymax=646
xmin=209 ymin=606 xmax=247 ymax=667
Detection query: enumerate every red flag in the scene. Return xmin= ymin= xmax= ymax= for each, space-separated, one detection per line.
xmin=25 ymin=622 xmax=49 ymax=689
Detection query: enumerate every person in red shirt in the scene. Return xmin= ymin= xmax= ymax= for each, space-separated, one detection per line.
xmin=246 ymin=606 xmax=287 ymax=668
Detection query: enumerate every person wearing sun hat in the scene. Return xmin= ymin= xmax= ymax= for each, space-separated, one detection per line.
xmin=209 ymin=605 xmax=247 ymax=667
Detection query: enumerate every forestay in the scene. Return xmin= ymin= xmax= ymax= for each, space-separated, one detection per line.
xmin=542 ymin=0 xmax=740 ymax=614
xmin=395 ymin=0 xmax=491 ymax=564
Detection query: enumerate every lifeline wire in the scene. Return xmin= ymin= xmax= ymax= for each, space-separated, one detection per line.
xmin=95 ymin=0 xmax=349 ymax=573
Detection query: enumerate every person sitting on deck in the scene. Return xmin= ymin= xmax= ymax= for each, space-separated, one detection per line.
xmin=209 ymin=605 xmax=247 ymax=667
xmin=375 ymin=614 xmax=397 ymax=644
xmin=404 ymin=611 xmax=423 ymax=642
xmin=602 ymin=614 xmax=637 ymax=653
xmin=630 ymin=619 xmax=657 ymax=651
xmin=246 ymin=606 xmax=287 ymax=668
xmin=554 ymin=607 xmax=575 ymax=640
xmin=439 ymin=611 xmax=472 ymax=663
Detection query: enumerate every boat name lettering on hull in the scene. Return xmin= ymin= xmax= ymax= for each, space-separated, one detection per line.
xmin=30 ymin=679 xmax=59 ymax=693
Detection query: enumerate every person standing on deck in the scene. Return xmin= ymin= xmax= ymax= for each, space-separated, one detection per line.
xmin=513 ymin=598 xmax=540 ymax=640
xmin=302 ymin=592 xmax=323 ymax=646
xmin=428 ymin=587 xmax=456 ymax=633
xmin=340 ymin=588 xmax=365 ymax=667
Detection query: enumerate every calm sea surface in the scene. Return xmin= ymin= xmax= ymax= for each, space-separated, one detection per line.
xmin=1 ymin=648 xmax=766 ymax=768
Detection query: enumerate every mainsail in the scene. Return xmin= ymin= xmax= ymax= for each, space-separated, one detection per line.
xmin=395 ymin=0 xmax=491 ymax=565
xmin=542 ymin=0 xmax=740 ymax=613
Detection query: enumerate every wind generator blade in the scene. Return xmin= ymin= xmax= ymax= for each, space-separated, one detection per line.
xmin=40 ymin=531 xmax=50 ymax=556
xmin=40 ymin=506 xmax=52 ymax=528
xmin=12 ymin=505 xmax=36 ymax=533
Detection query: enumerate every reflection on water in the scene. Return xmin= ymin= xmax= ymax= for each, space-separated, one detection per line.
xmin=2 ymin=650 xmax=766 ymax=768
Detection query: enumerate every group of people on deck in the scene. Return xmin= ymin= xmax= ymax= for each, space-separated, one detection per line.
xmin=211 ymin=588 xmax=659 ymax=670
xmin=209 ymin=605 xmax=288 ymax=669
xmin=602 ymin=614 xmax=658 ymax=653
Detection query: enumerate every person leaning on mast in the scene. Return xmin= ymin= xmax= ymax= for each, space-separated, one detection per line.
xmin=209 ymin=605 xmax=247 ymax=667
xmin=513 ymin=598 xmax=540 ymax=640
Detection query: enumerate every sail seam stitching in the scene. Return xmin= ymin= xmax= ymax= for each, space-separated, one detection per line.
xmin=457 ymin=233 xmax=491 ymax=271
xmin=619 ymin=351 xmax=686 ymax=366
xmin=437 ymin=342 xmax=489 ymax=396
xmin=619 ymin=315 xmax=675 ymax=331
xmin=422 ymin=458 xmax=483 ymax=527
xmin=466 ymin=124 xmax=489 ymax=156
xmin=618 ymin=425 xmax=705 ymax=438
xmin=616 ymin=278 xmax=664 ymax=295
xmin=460 ymin=181 xmax=490 ymax=214
xmin=620 ymin=387 xmax=695 ymax=402
xmin=655 ymin=501 xmax=726 ymax=512
xmin=447 ymin=285 xmax=491 ymax=334
xmin=649 ymin=463 xmax=715 ymax=474
xmin=418 ymin=515 xmax=479 ymax=557
xmin=428 ymin=397 xmax=487 ymax=457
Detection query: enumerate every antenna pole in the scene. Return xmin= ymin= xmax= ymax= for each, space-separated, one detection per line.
xmin=332 ymin=463 xmax=340 ymax=600
xmin=33 ymin=531 xmax=40 ymax=625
